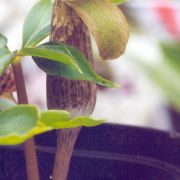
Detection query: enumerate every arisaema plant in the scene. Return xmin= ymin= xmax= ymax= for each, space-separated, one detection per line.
xmin=0 ymin=0 xmax=128 ymax=146
xmin=0 ymin=0 xmax=129 ymax=179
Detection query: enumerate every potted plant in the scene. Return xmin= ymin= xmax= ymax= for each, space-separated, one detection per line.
xmin=0 ymin=0 xmax=129 ymax=179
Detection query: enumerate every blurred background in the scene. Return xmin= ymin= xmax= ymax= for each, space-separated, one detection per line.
xmin=0 ymin=0 xmax=179 ymax=132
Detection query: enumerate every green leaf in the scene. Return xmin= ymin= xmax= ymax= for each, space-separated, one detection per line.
xmin=67 ymin=0 xmax=129 ymax=60
xmin=0 ymin=34 xmax=8 ymax=47
xmin=65 ymin=45 xmax=118 ymax=87
xmin=40 ymin=110 xmax=71 ymax=128
xmin=0 ymin=105 xmax=46 ymax=145
xmin=70 ymin=116 xmax=105 ymax=127
xmin=0 ymin=98 xmax=16 ymax=111
xmin=22 ymin=0 xmax=53 ymax=47
xmin=0 ymin=48 xmax=16 ymax=76
xmin=0 ymin=105 xmax=104 ymax=145
xmin=31 ymin=43 xmax=118 ymax=87
xmin=40 ymin=111 xmax=105 ymax=128
xmin=19 ymin=44 xmax=81 ymax=73
xmin=0 ymin=105 xmax=39 ymax=137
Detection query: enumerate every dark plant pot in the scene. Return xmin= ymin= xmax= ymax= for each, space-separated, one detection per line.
xmin=0 ymin=124 xmax=180 ymax=180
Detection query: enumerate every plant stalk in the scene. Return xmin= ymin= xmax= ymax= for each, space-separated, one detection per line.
xmin=48 ymin=1 xmax=97 ymax=180
xmin=12 ymin=62 xmax=40 ymax=180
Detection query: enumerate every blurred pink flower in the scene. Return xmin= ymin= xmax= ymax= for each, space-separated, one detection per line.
xmin=152 ymin=0 xmax=180 ymax=39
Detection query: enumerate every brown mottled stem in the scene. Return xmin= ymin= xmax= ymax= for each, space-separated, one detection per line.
xmin=47 ymin=1 xmax=96 ymax=180
xmin=0 ymin=68 xmax=15 ymax=97
xmin=12 ymin=62 xmax=40 ymax=180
